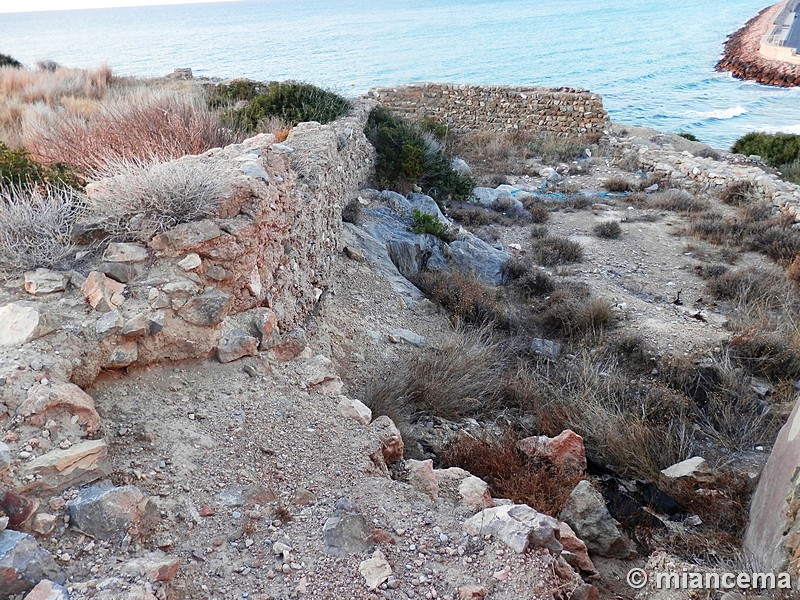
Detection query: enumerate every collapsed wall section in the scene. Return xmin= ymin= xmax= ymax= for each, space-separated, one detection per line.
xmin=367 ymin=83 xmax=609 ymax=137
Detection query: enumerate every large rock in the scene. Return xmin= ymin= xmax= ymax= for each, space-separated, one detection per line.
xmin=558 ymin=521 xmax=597 ymax=574
xmin=660 ymin=456 xmax=710 ymax=480
xmin=0 ymin=530 xmax=64 ymax=596
xmin=337 ymin=396 xmax=372 ymax=425
xmin=432 ymin=467 xmax=494 ymax=512
xmin=148 ymin=220 xmax=222 ymax=254
xmin=18 ymin=383 xmax=101 ymax=435
xmin=217 ymin=328 xmax=258 ymax=363
xmin=102 ymin=242 xmax=149 ymax=263
xmin=0 ymin=303 xmax=55 ymax=347
xmin=323 ymin=499 xmax=373 ymax=556
xmin=21 ymin=439 xmax=109 ymax=495
xmin=359 ymin=549 xmax=392 ymax=590
xmin=121 ymin=551 xmax=181 ymax=583
xmin=178 ymin=290 xmax=231 ymax=326
xmin=745 ymin=397 xmax=800 ymax=574
xmin=82 ymin=271 xmax=125 ymax=312
xmin=267 ymin=327 xmax=307 ymax=362
xmin=370 ymin=416 xmax=404 ymax=465
xmin=66 ymin=484 xmax=159 ymax=541
xmin=559 ymin=480 xmax=636 ymax=558
xmin=23 ymin=269 xmax=68 ymax=295
xmin=463 ymin=504 xmax=562 ymax=554
xmin=407 ymin=459 xmax=440 ymax=498
xmin=23 ymin=579 xmax=70 ymax=600
xmin=517 ymin=430 xmax=587 ymax=474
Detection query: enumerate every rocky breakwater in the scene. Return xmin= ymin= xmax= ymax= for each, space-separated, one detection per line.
xmin=0 ymin=103 xmax=373 ymax=597
xmin=716 ymin=2 xmax=800 ymax=87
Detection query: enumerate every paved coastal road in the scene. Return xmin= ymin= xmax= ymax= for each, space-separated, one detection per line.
xmin=787 ymin=3 xmax=800 ymax=51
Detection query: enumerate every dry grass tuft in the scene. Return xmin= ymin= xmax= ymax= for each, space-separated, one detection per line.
xmin=529 ymin=236 xmax=584 ymax=266
xmin=648 ymin=189 xmax=709 ymax=213
xmin=719 ymin=180 xmax=761 ymax=206
xmin=540 ymin=292 xmax=614 ymax=338
xmin=602 ymin=176 xmax=633 ymax=193
xmin=0 ymin=183 xmax=84 ymax=272
xmin=85 ymin=156 xmax=235 ymax=242
xmin=441 ymin=432 xmax=584 ymax=517
xmin=365 ymin=327 xmax=506 ymax=423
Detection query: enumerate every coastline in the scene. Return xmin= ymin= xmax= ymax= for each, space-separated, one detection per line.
xmin=717 ymin=1 xmax=800 ymax=87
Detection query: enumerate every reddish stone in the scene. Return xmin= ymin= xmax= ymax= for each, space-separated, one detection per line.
xmin=199 ymin=504 xmax=215 ymax=517
xmin=370 ymin=528 xmax=396 ymax=545
xmin=518 ymin=429 xmax=587 ymax=474
xmin=18 ymin=383 xmax=100 ymax=435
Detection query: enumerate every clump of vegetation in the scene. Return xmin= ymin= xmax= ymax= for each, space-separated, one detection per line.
xmin=205 ymin=79 xmax=267 ymax=109
xmin=529 ymin=236 xmax=584 ymax=266
xmin=529 ymin=224 xmax=549 ymax=239
xmin=365 ymin=107 xmax=474 ymax=203
xmin=25 ymin=89 xmax=241 ymax=171
xmin=233 ymin=81 xmax=349 ymax=130
xmin=0 ymin=53 xmax=22 ymax=69
xmin=678 ymin=132 xmax=699 ymax=142
xmin=366 ymin=327 xmax=505 ymax=423
xmin=85 ymin=157 xmax=235 ymax=242
xmin=719 ymin=180 xmax=760 ymax=206
xmin=414 ymin=269 xmax=505 ymax=326
xmin=648 ymin=189 xmax=709 ymax=213
xmin=593 ymin=221 xmax=622 ymax=239
xmin=603 ymin=176 xmax=633 ymax=193
xmin=411 ymin=208 xmax=457 ymax=242
xmin=441 ymin=432 xmax=584 ymax=517
xmin=527 ymin=135 xmax=587 ymax=164
xmin=0 ymin=142 xmax=80 ymax=188
xmin=541 ymin=291 xmax=614 ymax=338
xmin=341 ymin=199 xmax=362 ymax=225
xmin=732 ymin=132 xmax=800 ymax=184
xmin=0 ymin=183 xmax=84 ymax=272
xmin=449 ymin=130 xmax=540 ymax=179
xmin=527 ymin=202 xmax=550 ymax=224
xmin=448 ymin=205 xmax=498 ymax=228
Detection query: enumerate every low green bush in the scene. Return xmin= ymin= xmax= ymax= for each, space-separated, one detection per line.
xmin=365 ymin=107 xmax=474 ymax=204
xmin=205 ymin=79 xmax=267 ymax=109
xmin=0 ymin=53 xmax=22 ymax=69
xmin=0 ymin=142 xmax=81 ymax=188
xmin=234 ymin=82 xmax=350 ymax=130
xmin=411 ymin=208 xmax=457 ymax=242
xmin=732 ymin=132 xmax=800 ymax=167
xmin=678 ymin=132 xmax=698 ymax=142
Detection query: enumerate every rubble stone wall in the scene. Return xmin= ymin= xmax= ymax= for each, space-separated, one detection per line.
xmin=367 ymin=83 xmax=609 ymax=137
xmin=0 ymin=102 xmax=374 ymax=495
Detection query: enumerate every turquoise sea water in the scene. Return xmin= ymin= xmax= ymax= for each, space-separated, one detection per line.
xmin=2 ymin=0 xmax=799 ymax=149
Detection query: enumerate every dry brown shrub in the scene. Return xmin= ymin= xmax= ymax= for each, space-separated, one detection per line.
xmin=602 ymin=176 xmax=633 ymax=192
xmin=529 ymin=236 xmax=583 ymax=266
xmin=719 ymin=180 xmax=761 ymax=206
xmin=24 ymin=88 xmax=242 ymax=171
xmin=414 ymin=269 xmax=506 ymax=326
xmin=441 ymin=432 xmax=583 ymax=517
xmin=450 ymin=130 xmax=539 ymax=177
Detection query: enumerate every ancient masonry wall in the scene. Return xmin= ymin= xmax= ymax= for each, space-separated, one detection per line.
xmin=0 ymin=102 xmax=375 ymax=495
xmin=367 ymin=83 xmax=609 ymax=137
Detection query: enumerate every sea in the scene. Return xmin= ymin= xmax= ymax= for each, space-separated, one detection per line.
xmin=2 ymin=0 xmax=799 ymax=150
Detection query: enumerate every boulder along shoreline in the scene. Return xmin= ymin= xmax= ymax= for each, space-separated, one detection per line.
xmin=716 ymin=1 xmax=800 ymax=87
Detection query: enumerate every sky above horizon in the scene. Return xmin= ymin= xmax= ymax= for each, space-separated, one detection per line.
xmin=0 ymin=0 xmax=241 ymax=14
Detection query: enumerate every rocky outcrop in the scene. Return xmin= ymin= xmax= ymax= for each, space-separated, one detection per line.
xmin=744 ymin=397 xmax=800 ymax=578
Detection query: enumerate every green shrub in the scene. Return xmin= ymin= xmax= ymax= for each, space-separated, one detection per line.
xmin=206 ymin=79 xmax=267 ymax=109
xmin=732 ymin=132 xmax=800 ymax=167
xmin=341 ymin=199 xmax=362 ymax=224
xmin=678 ymin=132 xmax=698 ymax=142
xmin=0 ymin=142 xmax=81 ymax=188
xmin=234 ymin=82 xmax=349 ymax=130
xmin=0 ymin=53 xmax=22 ymax=69
xmin=411 ymin=208 xmax=457 ymax=242
xmin=365 ymin=107 xmax=474 ymax=204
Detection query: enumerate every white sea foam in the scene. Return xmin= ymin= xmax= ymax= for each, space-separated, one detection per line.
xmin=693 ymin=106 xmax=748 ymax=120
